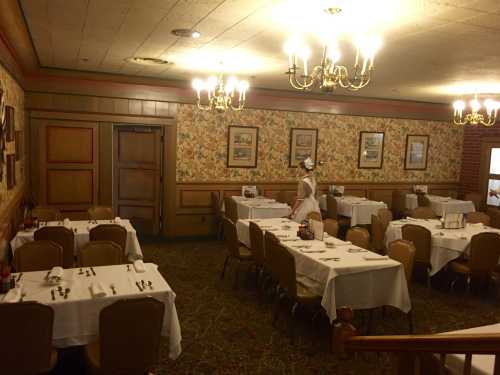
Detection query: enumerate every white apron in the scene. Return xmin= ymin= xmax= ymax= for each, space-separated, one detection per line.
xmin=292 ymin=176 xmax=321 ymax=223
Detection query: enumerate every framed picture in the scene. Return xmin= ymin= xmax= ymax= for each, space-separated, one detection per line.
xmin=6 ymin=154 xmax=15 ymax=189
xmin=227 ymin=125 xmax=259 ymax=168
xmin=358 ymin=131 xmax=385 ymax=169
xmin=5 ymin=106 xmax=14 ymax=142
xmin=405 ymin=134 xmax=429 ymax=170
xmin=289 ymin=128 xmax=318 ymax=167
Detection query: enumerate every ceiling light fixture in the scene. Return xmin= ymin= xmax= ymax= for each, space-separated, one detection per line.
xmin=453 ymin=95 xmax=499 ymax=127
xmin=283 ymin=7 xmax=382 ymax=92
xmin=125 ymin=57 xmax=171 ymax=66
xmin=192 ymin=70 xmax=249 ymax=113
xmin=171 ymin=28 xmax=201 ymax=39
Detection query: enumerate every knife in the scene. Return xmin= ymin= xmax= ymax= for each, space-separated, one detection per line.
xmin=135 ymin=281 xmax=143 ymax=292
xmin=90 ymin=267 xmax=96 ymax=276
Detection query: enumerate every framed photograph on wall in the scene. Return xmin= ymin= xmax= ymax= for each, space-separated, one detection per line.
xmin=289 ymin=128 xmax=318 ymax=167
xmin=5 ymin=106 xmax=14 ymax=142
xmin=6 ymin=154 xmax=15 ymax=189
xmin=358 ymin=131 xmax=385 ymax=169
xmin=227 ymin=125 xmax=259 ymax=168
xmin=405 ymin=134 xmax=429 ymax=170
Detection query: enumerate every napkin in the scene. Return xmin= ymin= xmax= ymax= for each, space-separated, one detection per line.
xmin=90 ymin=282 xmax=107 ymax=298
xmin=49 ymin=266 xmax=64 ymax=279
xmin=3 ymin=285 xmax=22 ymax=303
xmin=363 ymin=254 xmax=389 ymax=261
xmin=114 ymin=217 xmax=121 ymax=224
xmin=63 ymin=218 xmax=71 ymax=227
xmin=133 ymin=260 xmax=146 ymax=273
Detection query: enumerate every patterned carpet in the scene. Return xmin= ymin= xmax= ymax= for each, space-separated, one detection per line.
xmin=53 ymin=239 xmax=500 ymax=374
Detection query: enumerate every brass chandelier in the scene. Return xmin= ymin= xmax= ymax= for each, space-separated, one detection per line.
xmin=192 ymin=72 xmax=249 ymax=113
xmin=283 ymin=8 xmax=382 ymax=93
xmin=452 ymin=96 xmax=499 ymax=126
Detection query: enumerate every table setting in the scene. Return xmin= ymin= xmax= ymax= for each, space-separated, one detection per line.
xmin=318 ymin=195 xmax=388 ymax=226
xmin=231 ymin=196 xmax=291 ymax=220
xmin=405 ymin=194 xmax=476 ymax=216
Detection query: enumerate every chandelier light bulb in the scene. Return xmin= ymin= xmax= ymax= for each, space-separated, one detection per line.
xmin=453 ymin=100 xmax=465 ymax=111
xmin=327 ymin=45 xmax=341 ymax=64
xmin=225 ymin=76 xmax=238 ymax=94
xmin=484 ymin=99 xmax=498 ymax=113
xmin=192 ymin=78 xmax=204 ymax=92
xmin=238 ymin=80 xmax=249 ymax=93
xmin=470 ymin=99 xmax=481 ymax=112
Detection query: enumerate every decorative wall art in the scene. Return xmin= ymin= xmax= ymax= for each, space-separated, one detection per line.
xmin=405 ymin=135 xmax=429 ymax=170
xmin=289 ymin=128 xmax=318 ymax=167
xmin=226 ymin=126 xmax=259 ymax=168
xmin=358 ymin=131 xmax=385 ymax=169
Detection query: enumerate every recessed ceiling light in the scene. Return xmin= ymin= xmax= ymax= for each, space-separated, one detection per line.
xmin=125 ymin=57 xmax=172 ymax=66
xmin=171 ymin=28 xmax=201 ymax=39
xmin=324 ymin=7 xmax=342 ymax=15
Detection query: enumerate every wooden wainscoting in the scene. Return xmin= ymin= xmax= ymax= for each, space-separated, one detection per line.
xmin=0 ymin=188 xmax=25 ymax=262
xmin=173 ymin=181 xmax=460 ymax=237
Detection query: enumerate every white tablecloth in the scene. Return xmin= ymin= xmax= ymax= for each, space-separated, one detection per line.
xmin=1 ymin=263 xmax=182 ymax=359
xmin=232 ymin=196 xmax=291 ymax=220
xmin=319 ymin=195 xmax=387 ymax=227
xmin=443 ymin=323 xmax=500 ymax=375
xmin=385 ymin=219 xmax=500 ymax=275
xmin=406 ymin=194 xmax=476 ymax=216
xmin=10 ymin=220 xmax=143 ymax=262
xmin=236 ymin=218 xmax=411 ymax=321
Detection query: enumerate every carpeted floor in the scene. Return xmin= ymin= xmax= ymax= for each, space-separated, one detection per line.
xmin=53 ymin=239 xmax=500 ymax=374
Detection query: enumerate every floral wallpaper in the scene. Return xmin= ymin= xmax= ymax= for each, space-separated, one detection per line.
xmin=176 ymin=104 xmax=463 ymax=183
xmin=0 ymin=64 xmax=25 ymax=212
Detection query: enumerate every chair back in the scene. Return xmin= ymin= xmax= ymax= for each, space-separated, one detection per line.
xmin=14 ymin=240 xmax=63 ymax=272
xmin=377 ymin=208 xmax=393 ymax=228
xmin=391 ymin=190 xmax=406 ymax=218
xmin=487 ymin=207 xmax=500 ymax=229
xmin=272 ymin=241 xmax=297 ymax=298
xmin=371 ymin=215 xmax=386 ymax=254
xmin=222 ymin=218 xmax=241 ymax=258
xmin=469 ymin=232 xmax=500 ymax=273
xmin=387 ymin=240 xmax=416 ymax=287
xmin=224 ymin=196 xmax=238 ymax=223
xmin=32 ymin=206 xmax=62 ymax=222
xmin=410 ymin=207 xmax=437 ymax=219
xmin=89 ymin=224 xmax=127 ymax=252
xmin=0 ymin=302 xmax=55 ymax=374
xmin=417 ymin=193 xmax=431 ymax=207
xmin=307 ymin=211 xmax=322 ymax=221
xmin=88 ymin=206 xmax=114 ymax=220
xmin=34 ymin=226 xmax=75 ymax=268
xmin=211 ymin=192 xmax=222 ymax=219
xmin=264 ymin=231 xmax=281 ymax=281
xmin=346 ymin=227 xmax=370 ymax=249
xmin=99 ymin=298 xmax=164 ymax=373
xmin=78 ymin=241 xmax=123 ymax=267
xmin=465 ymin=192 xmax=485 ymax=212
xmin=401 ymin=224 xmax=431 ymax=264
xmin=326 ymin=194 xmax=338 ymax=220
xmin=249 ymin=221 xmax=265 ymax=266
xmin=323 ymin=218 xmax=339 ymax=238
xmin=466 ymin=212 xmax=491 ymax=225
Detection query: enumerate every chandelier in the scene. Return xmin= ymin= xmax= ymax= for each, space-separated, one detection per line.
xmin=283 ymin=9 xmax=382 ymax=92
xmin=192 ymin=72 xmax=249 ymax=112
xmin=452 ymin=96 xmax=499 ymax=126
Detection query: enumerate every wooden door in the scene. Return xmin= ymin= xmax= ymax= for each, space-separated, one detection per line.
xmin=113 ymin=126 xmax=162 ymax=235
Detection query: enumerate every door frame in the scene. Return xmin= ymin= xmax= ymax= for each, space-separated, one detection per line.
xmin=479 ymin=137 xmax=500 ymax=208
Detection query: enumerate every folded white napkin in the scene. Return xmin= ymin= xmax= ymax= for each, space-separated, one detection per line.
xmin=133 ymin=260 xmax=146 ymax=273
xmin=49 ymin=266 xmax=64 ymax=280
xmin=3 ymin=285 xmax=23 ymax=303
xmin=363 ymin=254 xmax=389 ymax=261
xmin=335 ymin=241 xmax=351 ymax=246
xmin=90 ymin=282 xmax=107 ymax=298
xmin=114 ymin=217 xmax=121 ymax=224
xmin=63 ymin=218 xmax=71 ymax=227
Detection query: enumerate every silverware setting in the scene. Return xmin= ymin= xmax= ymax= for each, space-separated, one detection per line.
xmin=319 ymin=257 xmax=340 ymax=261
xmin=347 ymin=248 xmax=368 ymax=253
xmin=64 ymin=288 xmax=70 ymax=299
xmin=300 ymin=250 xmax=325 ymax=254
xmin=110 ymin=284 xmax=117 ymax=295
xmin=51 ymin=289 xmax=55 ymax=301
xmin=17 ymin=273 xmax=23 ymax=282
xmin=90 ymin=267 xmax=96 ymax=276
xmin=126 ymin=264 xmax=131 ymax=272
xmin=136 ymin=280 xmax=153 ymax=292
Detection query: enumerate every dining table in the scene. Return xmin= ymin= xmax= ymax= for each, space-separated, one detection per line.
xmin=236 ymin=218 xmax=411 ymax=322
xmin=10 ymin=219 xmax=143 ymax=262
xmin=318 ymin=195 xmax=388 ymax=227
xmin=385 ymin=218 xmax=500 ymax=276
xmin=231 ymin=196 xmax=291 ymax=220
xmin=405 ymin=194 xmax=476 ymax=216
xmin=1 ymin=263 xmax=182 ymax=359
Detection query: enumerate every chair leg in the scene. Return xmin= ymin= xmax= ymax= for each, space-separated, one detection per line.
xmin=272 ymin=293 xmax=284 ymax=327
xmin=220 ymin=256 xmax=229 ymax=280
xmin=290 ymin=302 xmax=299 ymax=345
xmin=407 ymin=310 xmax=414 ymax=333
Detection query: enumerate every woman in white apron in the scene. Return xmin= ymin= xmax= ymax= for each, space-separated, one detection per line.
xmin=289 ymin=157 xmax=321 ymax=223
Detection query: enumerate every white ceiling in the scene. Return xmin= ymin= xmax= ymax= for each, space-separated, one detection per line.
xmin=19 ymin=0 xmax=500 ymax=103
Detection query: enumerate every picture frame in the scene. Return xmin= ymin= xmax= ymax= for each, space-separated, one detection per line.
xmin=5 ymin=106 xmax=14 ymax=142
xmin=405 ymin=134 xmax=429 ymax=170
xmin=358 ymin=131 xmax=385 ymax=169
xmin=289 ymin=128 xmax=318 ymax=168
xmin=227 ymin=125 xmax=259 ymax=168
xmin=6 ymin=154 xmax=15 ymax=189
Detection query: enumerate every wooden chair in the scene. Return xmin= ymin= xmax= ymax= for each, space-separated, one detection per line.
xmin=34 ymin=226 xmax=75 ymax=268
xmin=306 ymin=211 xmax=322 ymax=221
xmin=78 ymin=241 xmax=123 ymax=267
xmin=0 ymin=302 xmax=58 ymax=374
xmin=346 ymin=227 xmax=370 ymax=249
xmin=224 ymin=196 xmax=238 ymax=223
xmin=249 ymin=222 xmax=265 ymax=268
xmin=391 ymin=190 xmax=407 ymax=219
xmin=32 ymin=206 xmax=62 ymax=222
xmin=466 ymin=212 xmax=491 ymax=225
xmin=323 ymin=218 xmax=339 ymax=238
xmin=14 ymin=240 xmax=63 ymax=272
xmin=88 ymin=206 xmax=114 ymax=220
xmin=221 ymin=218 xmax=253 ymax=288
xmin=269 ymin=238 xmax=321 ymax=344
xmin=450 ymin=232 xmax=500 ymax=293
xmin=371 ymin=214 xmax=386 ymax=254
xmin=85 ymin=298 xmax=164 ymax=374
xmin=211 ymin=192 xmax=224 ymax=239
xmin=377 ymin=208 xmax=393 ymax=229
xmin=402 ymin=224 xmax=432 ymax=287
xmin=417 ymin=193 xmax=431 ymax=207
xmin=487 ymin=207 xmax=500 ymax=229
xmin=465 ymin=192 xmax=485 ymax=212
xmin=387 ymin=239 xmax=416 ymax=332
xmin=326 ymin=194 xmax=351 ymax=227
xmin=410 ymin=207 xmax=437 ymax=220
xmin=89 ymin=224 xmax=127 ymax=252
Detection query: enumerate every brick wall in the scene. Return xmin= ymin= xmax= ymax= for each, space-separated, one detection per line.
xmin=460 ymin=124 xmax=500 ymax=195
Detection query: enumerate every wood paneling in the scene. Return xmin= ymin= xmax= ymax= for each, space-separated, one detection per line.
xmin=46 ymin=126 xmax=93 ymax=163
xmin=118 ymin=169 xmax=156 ymax=201
xmin=179 ymin=190 xmax=213 ymax=209
xmin=47 ymin=169 xmax=93 ymax=204
xmin=118 ymin=131 xmax=158 ymax=164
